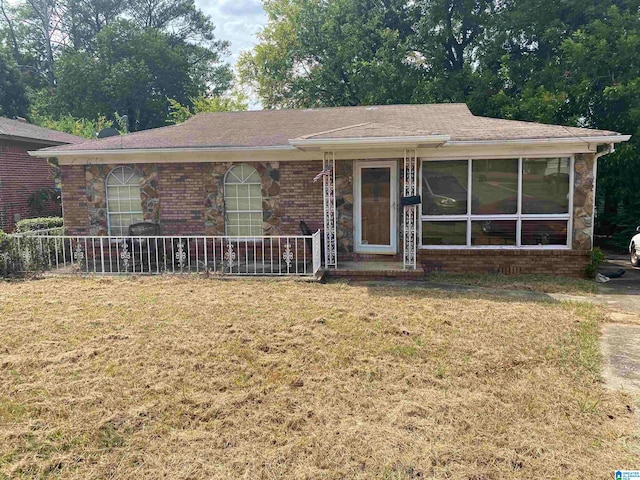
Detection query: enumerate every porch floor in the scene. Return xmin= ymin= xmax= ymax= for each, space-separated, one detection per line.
xmin=326 ymin=261 xmax=425 ymax=280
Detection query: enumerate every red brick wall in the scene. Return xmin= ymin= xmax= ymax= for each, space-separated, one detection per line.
xmin=58 ymin=160 xmax=591 ymax=278
xmin=156 ymin=163 xmax=206 ymax=235
xmin=61 ymin=161 xmax=326 ymax=237
xmin=418 ymin=249 xmax=590 ymax=277
xmin=0 ymin=140 xmax=61 ymax=231
xmin=279 ymin=160 xmax=324 ymax=235
xmin=60 ymin=164 xmax=89 ymax=236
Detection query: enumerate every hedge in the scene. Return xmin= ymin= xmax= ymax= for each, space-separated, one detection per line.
xmin=0 ymin=229 xmax=11 ymax=276
xmin=15 ymin=217 xmax=63 ymax=233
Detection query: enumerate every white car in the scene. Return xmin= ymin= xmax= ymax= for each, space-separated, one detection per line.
xmin=630 ymin=227 xmax=640 ymax=267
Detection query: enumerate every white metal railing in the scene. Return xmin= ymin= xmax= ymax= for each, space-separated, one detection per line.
xmin=4 ymin=232 xmax=323 ymax=277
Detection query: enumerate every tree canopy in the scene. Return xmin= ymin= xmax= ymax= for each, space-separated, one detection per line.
xmin=0 ymin=0 xmax=235 ymax=131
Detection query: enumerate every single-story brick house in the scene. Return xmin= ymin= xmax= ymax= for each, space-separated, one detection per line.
xmin=30 ymin=104 xmax=630 ymax=276
xmin=0 ymin=117 xmax=85 ymax=231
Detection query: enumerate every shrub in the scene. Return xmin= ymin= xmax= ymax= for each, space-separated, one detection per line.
xmin=585 ymin=247 xmax=605 ymax=279
xmin=15 ymin=217 xmax=63 ymax=233
xmin=0 ymin=229 xmax=14 ymax=276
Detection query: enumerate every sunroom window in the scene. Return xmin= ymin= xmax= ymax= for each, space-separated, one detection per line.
xmin=421 ymin=158 xmax=572 ymax=248
xmin=224 ymin=164 xmax=264 ymax=237
xmin=106 ymin=166 xmax=143 ymax=236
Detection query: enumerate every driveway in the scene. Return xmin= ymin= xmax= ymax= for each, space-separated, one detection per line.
xmin=597 ymin=254 xmax=640 ymax=313
xmin=594 ymin=254 xmax=640 ymax=396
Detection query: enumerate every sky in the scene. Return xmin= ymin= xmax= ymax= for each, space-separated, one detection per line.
xmin=196 ymin=0 xmax=268 ymax=67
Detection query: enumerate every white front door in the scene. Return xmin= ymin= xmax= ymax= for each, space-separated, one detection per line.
xmin=354 ymin=161 xmax=397 ymax=254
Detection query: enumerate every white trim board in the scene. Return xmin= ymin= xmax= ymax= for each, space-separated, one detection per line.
xmin=30 ymin=135 xmax=629 ymax=164
xmin=353 ymin=160 xmax=398 ymax=255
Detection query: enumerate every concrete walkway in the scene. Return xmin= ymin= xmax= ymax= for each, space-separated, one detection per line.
xmin=590 ymin=256 xmax=640 ymax=396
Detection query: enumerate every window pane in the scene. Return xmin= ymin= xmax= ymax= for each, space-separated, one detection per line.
xmin=521 ymin=220 xmax=568 ymax=246
xmin=472 ymin=159 xmax=518 ymax=214
xmin=522 ymin=158 xmax=570 ymax=214
xmin=472 ymin=220 xmax=516 ymax=246
xmin=249 ymin=185 xmax=263 ymax=209
xmin=237 ymin=196 xmax=251 ymax=210
xmin=422 ymin=160 xmax=468 ymax=215
xmin=422 ymin=221 xmax=467 ymax=246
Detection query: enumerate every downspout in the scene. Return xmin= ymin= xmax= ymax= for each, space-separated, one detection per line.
xmin=590 ymin=143 xmax=615 ymax=248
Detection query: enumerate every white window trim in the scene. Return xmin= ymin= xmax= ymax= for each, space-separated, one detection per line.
xmin=419 ymin=155 xmax=575 ymax=250
xmin=105 ymin=166 xmax=144 ymax=236
xmin=224 ymin=163 xmax=264 ymax=239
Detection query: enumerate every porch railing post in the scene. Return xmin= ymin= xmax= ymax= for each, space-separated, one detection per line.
xmin=403 ymin=149 xmax=418 ymax=270
xmin=322 ymin=151 xmax=337 ymax=269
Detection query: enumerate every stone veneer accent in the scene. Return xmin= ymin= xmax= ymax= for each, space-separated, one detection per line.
xmin=335 ymin=160 xmax=354 ymax=254
xmin=203 ymin=162 xmax=281 ymax=236
xmin=572 ymin=153 xmax=596 ymax=250
xmin=85 ymin=164 xmax=158 ymax=235
xmin=75 ymin=162 xmax=281 ymax=236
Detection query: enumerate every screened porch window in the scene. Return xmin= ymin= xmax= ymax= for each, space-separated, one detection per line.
xmin=421 ymin=157 xmax=572 ymax=248
xmin=224 ymin=164 xmax=263 ymax=237
xmin=106 ymin=166 xmax=143 ymax=236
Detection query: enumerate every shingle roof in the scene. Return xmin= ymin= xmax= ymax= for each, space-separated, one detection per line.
xmin=0 ymin=117 xmax=86 ymax=145
xmin=37 ymin=104 xmax=625 ymax=153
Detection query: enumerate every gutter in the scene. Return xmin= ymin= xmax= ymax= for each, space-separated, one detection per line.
xmin=29 ymin=144 xmax=299 ymax=158
xmin=446 ymin=135 xmax=631 ymax=147
xmin=590 ymin=143 xmax=616 ymax=248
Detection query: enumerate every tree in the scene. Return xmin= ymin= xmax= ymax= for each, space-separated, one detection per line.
xmin=65 ymin=0 xmax=126 ymax=51
xmin=556 ymin=3 xmax=640 ymax=246
xmin=239 ymin=0 xmax=422 ymax=108
xmin=411 ymin=0 xmax=497 ymax=103
xmin=32 ymin=113 xmax=110 ymax=138
xmin=47 ymin=20 xmax=230 ymax=130
xmin=0 ymin=49 xmax=29 ymax=117
xmin=166 ymin=93 xmax=248 ymax=124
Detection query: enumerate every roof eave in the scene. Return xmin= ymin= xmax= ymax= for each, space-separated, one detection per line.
xmin=28 ymin=134 xmax=632 ymax=158
xmin=28 ymin=144 xmax=299 ymax=158
xmin=0 ymin=133 xmax=76 ymax=147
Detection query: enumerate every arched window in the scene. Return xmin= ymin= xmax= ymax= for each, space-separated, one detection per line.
xmin=106 ymin=166 xmax=143 ymax=236
xmin=224 ymin=164 xmax=263 ymax=237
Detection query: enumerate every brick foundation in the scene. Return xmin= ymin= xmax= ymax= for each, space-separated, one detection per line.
xmin=418 ymin=249 xmax=590 ymax=277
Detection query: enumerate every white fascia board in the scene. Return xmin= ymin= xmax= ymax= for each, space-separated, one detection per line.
xmin=447 ymin=135 xmax=631 ymax=147
xmin=288 ymin=135 xmax=451 ymax=151
xmin=28 ymin=144 xmax=298 ymax=158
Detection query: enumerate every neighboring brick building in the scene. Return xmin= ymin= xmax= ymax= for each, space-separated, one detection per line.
xmin=0 ymin=118 xmax=84 ymax=231
xmin=32 ymin=104 xmax=630 ymax=277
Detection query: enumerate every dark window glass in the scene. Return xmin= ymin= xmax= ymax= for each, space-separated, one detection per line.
xmin=472 ymin=220 xmax=517 ymax=246
xmin=422 ymin=221 xmax=467 ymax=246
xmin=522 ymin=158 xmax=570 ymax=214
xmin=472 ymin=159 xmax=518 ymax=214
xmin=521 ymin=220 xmax=568 ymax=246
xmin=422 ymin=161 xmax=468 ymax=215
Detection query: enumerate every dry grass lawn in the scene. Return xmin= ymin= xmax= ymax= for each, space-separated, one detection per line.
xmin=0 ymin=277 xmax=638 ymax=479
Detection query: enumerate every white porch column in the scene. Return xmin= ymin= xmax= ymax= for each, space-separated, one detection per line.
xmin=403 ymin=149 xmax=418 ymax=270
xmin=322 ymin=151 xmax=337 ymax=269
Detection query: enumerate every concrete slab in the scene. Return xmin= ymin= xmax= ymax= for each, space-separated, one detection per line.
xmin=601 ymin=323 xmax=640 ymax=395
